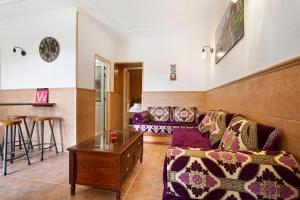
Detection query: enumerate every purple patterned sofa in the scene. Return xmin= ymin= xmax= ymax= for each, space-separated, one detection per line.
xmin=163 ymin=111 xmax=300 ymax=200
xmin=132 ymin=106 xmax=205 ymax=134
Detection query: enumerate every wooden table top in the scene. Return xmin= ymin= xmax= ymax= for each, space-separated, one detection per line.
xmin=68 ymin=130 xmax=142 ymax=154
xmin=0 ymin=103 xmax=55 ymax=107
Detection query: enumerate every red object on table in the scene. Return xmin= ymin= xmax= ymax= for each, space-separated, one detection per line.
xmin=35 ymin=88 xmax=49 ymax=103
xmin=110 ymin=130 xmax=117 ymax=140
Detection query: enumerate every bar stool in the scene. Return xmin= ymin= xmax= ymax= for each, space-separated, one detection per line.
xmin=7 ymin=116 xmax=33 ymax=150
xmin=0 ymin=119 xmax=31 ymax=176
xmin=28 ymin=117 xmax=58 ymax=161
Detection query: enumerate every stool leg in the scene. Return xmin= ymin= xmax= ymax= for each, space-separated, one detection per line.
xmin=23 ymin=118 xmax=33 ymax=149
xmin=13 ymin=125 xmax=16 ymax=153
xmin=1 ymin=139 xmax=3 ymax=161
xmin=27 ymin=122 xmax=35 ymax=150
xmin=10 ymin=126 xmax=13 ymax=164
xmin=3 ymin=126 xmax=8 ymax=176
xmin=18 ymin=124 xmax=30 ymax=165
xmin=49 ymin=120 xmax=58 ymax=154
xmin=0 ymin=144 xmax=2 ymax=160
xmin=41 ymin=121 xmax=44 ymax=161
xmin=18 ymin=125 xmax=22 ymax=150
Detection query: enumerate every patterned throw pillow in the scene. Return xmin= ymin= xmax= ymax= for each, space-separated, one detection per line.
xmin=173 ymin=107 xmax=196 ymax=122
xmin=263 ymin=129 xmax=281 ymax=150
xmin=198 ymin=111 xmax=214 ymax=133
xmin=208 ymin=111 xmax=228 ymax=147
xmin=148 ymin=107 xmax=170 ymax=122
xmin=219 ymin=115 xmax=259 ymax=151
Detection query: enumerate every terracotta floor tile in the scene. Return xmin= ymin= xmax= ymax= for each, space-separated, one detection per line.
xmin=0 ymin=143 xmax=168 ymax=200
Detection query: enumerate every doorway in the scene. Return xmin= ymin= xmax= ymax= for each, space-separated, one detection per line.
xmin=109 ymin=62 xmax=143 ymax=130
xmin=95 ymin=56 xmax=109 ymax=135
xmin=124 ymin=67 xmax=143 ymax=129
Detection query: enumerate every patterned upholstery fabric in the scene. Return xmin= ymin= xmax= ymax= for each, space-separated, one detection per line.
xmin=219 ymin=115 xmax=276 ymax=152
xmin=198 ymin=111 xmax=214 ymax=133
xmin=219 ymin=115 xmax=259 ymax=151
xmin=148 ymin=107 xmax=171 ymax=122
xmin=198 ymin=111 xmax=232 ymax=148
xmin=133 ymin=124 xmax=196 ymax=134
xmin=173 ymin=107 xmax=196 ymax=123
xmin=163 ymin=147 xmax=300 ymax=200
xmin=208 ymin=111 xmax=228 ymax=148
xmin=263 ymin=129 xmax=281 ymax=150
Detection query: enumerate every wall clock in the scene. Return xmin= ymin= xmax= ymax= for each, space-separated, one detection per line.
xmin=39 ymin=37 xmax=60 ymax=62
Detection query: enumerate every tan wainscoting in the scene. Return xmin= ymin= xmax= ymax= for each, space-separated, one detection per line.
xmin=142 ymin=91 xmax=206 ymax=111
xmin=76 ymin=88 xmax=95 ymax=143
xmin=0 ymin=88 xmax=76 ymax=151
xmin=107 ymin=92 xmax=123 ymax=130
xmin=206 ymin=56 xmax=300 ymax=160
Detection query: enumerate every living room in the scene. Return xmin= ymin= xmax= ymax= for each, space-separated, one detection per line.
xmin=0 ymin=0 xmax=299 ymax=199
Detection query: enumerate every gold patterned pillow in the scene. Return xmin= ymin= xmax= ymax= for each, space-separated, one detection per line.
xmin=208 ymin=111 xmax=228 ymax=147
xmin=198 ymin=111 xmax=214 ymax=133
xmin=219 ymin=115 xmax=258 ymax=151
xmin=148 ymin=107 xmax=170 ymax=122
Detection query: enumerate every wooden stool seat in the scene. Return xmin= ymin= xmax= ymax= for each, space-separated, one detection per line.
xmin=0 ymin=119 xmax=30 ymax=175
xmin=7 ymin=116 xmax=27 ymax=120
xmin=0 ymin=120 xmax=22 ymax=126
xmin=31 ymin=117 xmax=52 ymax=122
xmin=28 ymin=116 xmax=58 ymax=161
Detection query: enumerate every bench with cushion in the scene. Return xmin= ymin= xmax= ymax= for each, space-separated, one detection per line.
xmin=132 ymin=106 xmax=205 ymax=134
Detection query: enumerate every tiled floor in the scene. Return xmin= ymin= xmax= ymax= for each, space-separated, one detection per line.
xmin=0 ymin=143 xmax=169 ymax=200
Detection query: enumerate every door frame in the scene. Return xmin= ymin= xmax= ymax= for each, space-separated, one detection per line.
xmin=94 ymin=54 xmax=111 ymax=132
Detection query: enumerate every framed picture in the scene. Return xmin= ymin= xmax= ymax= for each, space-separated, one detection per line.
xmin=170 ymin=64 xmax=176 ymax=81
xmin=35 ymin=88 xmax=49 ymax=103
xmin=215 ymin=0 xmax=244 ymax=64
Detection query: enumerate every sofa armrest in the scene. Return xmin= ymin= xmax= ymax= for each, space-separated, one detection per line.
xmin=132 ymin=111 xmax=150 ymax=124
xmin=164 ymin=147 xmax=300 ymax=199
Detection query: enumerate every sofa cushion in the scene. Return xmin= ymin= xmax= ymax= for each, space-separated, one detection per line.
xmin=198 ymin=110 xmax=233 ymax=148
xmin=172 ymin=128 xmax=211 ymax=149
xmin=132 ymin=111 xmax=150 ymax=124
xmin=172 ymin=107 xmax=196 ymax=123
xmin=148 ymin=106 xmax=170 ymax=122
xmin=208 ymin=111 xmax=231 ymax=148
xmin=219 ymin=115 xmax=276 ymax=151
xmin=263 ymin=129 xmax=281 ymax=150
xmin=198 ymin=111 xmax=214 ymax=133
xmin=142 ymin=120 xmax=198 ymax=127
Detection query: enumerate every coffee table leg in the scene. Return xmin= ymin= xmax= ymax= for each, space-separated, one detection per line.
xmin=140 ymin=154 xmax=143 ymax=163
xmin=116 ymin=192 xmax=121 ymax=200
xmin=71 ymin=184 xmax=76 ymax=195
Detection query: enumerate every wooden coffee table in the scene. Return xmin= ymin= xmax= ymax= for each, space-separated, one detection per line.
xmin=68 ymin=130 xmax=143 ymax=199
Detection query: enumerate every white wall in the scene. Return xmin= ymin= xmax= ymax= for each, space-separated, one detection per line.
xmin=0 ymin=8 xmax=77 ymax=89
xmin=120 ymin=30 xmax=210 ymax=91
xmin=77 ymin=10 xmax=123 ymax=90
xmin=207 ymin=0 xmax=300 ymax=89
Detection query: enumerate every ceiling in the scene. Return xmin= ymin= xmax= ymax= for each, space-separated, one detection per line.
xmin=0 ymin=0 xmax=229 ymax=37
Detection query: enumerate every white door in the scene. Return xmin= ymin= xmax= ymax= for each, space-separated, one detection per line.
xmin=95 ymin=60 xmax=107 ymax=135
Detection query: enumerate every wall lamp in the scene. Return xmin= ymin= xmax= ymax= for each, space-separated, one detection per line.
xmin=201 ymin=45 xmax=214 ymax=59
xmin=13 ymin=46 xmax=26 ymax=56
xmin=232 ymin=0 xmax=239 ymax=3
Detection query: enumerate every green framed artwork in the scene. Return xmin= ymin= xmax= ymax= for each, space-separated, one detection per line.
xmin=215 ymin=0 xmax=244 ymax=64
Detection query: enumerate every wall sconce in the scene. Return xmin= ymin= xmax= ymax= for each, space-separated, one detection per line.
xmin=201 ymin=45 xmax=214 ymax=59
xmin=232 ymin=0 xmax=238 ymax=3
xmin=13 ymin=46 xmax=26 ymax=56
